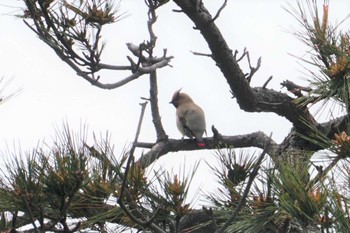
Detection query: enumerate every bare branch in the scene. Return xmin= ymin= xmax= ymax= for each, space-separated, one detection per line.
xmin=235 ymin=47 xmax=247 ymax=62
xmin=75 ymin=58 xmax=171 ymax=89
xmin=119 ymin=102 xmax=148 ymax=198
xmin=246 ymin=52 xmax=262 ymax=83
xmin=116 ymin=101 xmax=165 ymax=232
xmin=137 ymin=131 xmax=278 ymax=168
xmin=190 ymin=50 xmax=212 ymax=57
xmin=262 ymin=75 xmax=273 ymax=89
xmin=149 ymin=72 xmax=168 ymax=141
xmin=96 ymin=63 xmax=132 ymax=70
xmin=210 ymin=0 xmax=228 ymax=24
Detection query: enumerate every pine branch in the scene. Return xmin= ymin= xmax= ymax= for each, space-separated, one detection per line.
xmin=215 ymin=133 xmax=272 ymax=233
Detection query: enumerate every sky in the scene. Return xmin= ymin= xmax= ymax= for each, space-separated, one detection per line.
xmin=0 ymin=0 xmax=349 ymax=205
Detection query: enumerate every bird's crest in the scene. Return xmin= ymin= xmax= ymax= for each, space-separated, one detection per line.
xmin=170 ymin=88 xmax=182 ymax=107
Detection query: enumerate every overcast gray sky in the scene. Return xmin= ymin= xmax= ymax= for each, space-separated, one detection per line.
xmin=0 ymin=0 xmax=349 ymax=202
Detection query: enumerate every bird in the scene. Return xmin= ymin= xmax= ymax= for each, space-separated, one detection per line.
xmin=170 ymin=89 xmax=206 ymax=147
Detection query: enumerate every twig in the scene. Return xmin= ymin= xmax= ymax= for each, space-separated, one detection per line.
xmin=215 ymin=133 xmax=272 ymax=233
xmin=172 ymin=9 xmax=183 ymax=13
xmin=141 ymin=97 xmax=151 ymax=101
xmin=212 ymin=125 xmax=223 ymax=141
xmin=96 ymin=63 xmax=131 ymax=71
xmin=233 ymin=50 xmax=239 ymax=59
xmin=119 ymin=101 xmax=148 ymax=198
xmin=209 ymin=0 xmax=228 ymax=24
xmin=262 ymin=75 xmax=273 ymax=89
xmin=307 ymin=155 xmax=341 ymax=190
xmin=190 ymin=50 xmax=212 ymax=57
xmin=134 ymin=142 xmax=155 ymax=148
xmin=236 ymin=47 xmax=247 ymax=62
xmin=246 ymin=52 xmax=262 ymax=83
xmin=146 ymin=1 xmax=157 ymax=47
xmin=126 ymin=56 xmax=137 ymax=72
xmin=117 ymin=101 xmax=165 ymax=233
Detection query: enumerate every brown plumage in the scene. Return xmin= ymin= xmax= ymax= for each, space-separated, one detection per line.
xmin=170 ymin=89 xmax=206 ymax=147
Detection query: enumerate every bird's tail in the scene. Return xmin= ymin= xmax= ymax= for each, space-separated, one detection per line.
xmin=185 ymin=125 xmax=205 ymax=147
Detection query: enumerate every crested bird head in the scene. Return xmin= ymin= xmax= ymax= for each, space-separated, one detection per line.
xmin=170 ymin=89 xmax=193 ymax=108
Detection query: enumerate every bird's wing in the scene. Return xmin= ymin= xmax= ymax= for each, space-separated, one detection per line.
xmin=178 ymin=115 xmax=195 ymax=139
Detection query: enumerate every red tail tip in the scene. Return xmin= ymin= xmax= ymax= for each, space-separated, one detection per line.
xmin=197 ymin=142 xmax=205 ymax=147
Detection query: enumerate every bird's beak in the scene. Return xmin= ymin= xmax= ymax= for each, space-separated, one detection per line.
xmin=170 ymin=100 xmax=178 ymax=108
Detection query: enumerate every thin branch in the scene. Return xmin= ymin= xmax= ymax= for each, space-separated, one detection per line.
xmin=173 ymin=9 xmax=183 ymax=13
xmin=150 ymin=71 xmax=168 ymax=141
xmin=246 ymin=53 xmax=262 ymax=83
xmin=262 ymin=75 xmax=273 ymax=89
xmin=73 ymin=54 xmax=171 ymax=89
xmin=146 ymin=0 xmax=158 ymax=46
xmin=119 ymin=101 xmax=148 ymax=198
xmin=190 ymin=50 xmax=212 ymax=57
xmin=308 ymin=155 xmax=342 ymax=189
xmin=235 ymin=47 xmax=247 ymax=62
xmin=215 ymin=133 xmax=272 ymax=233
xmin=209 ymin=0 xmax=227 ymax=24
xmin=116 ymin=102 xmax=165 ymax=233
xmin=97 ymin=63 xmax=132 ymax=70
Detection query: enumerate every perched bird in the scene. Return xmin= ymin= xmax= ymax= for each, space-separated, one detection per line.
xmin=170 ymin=89 xmax=206 ymax=147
